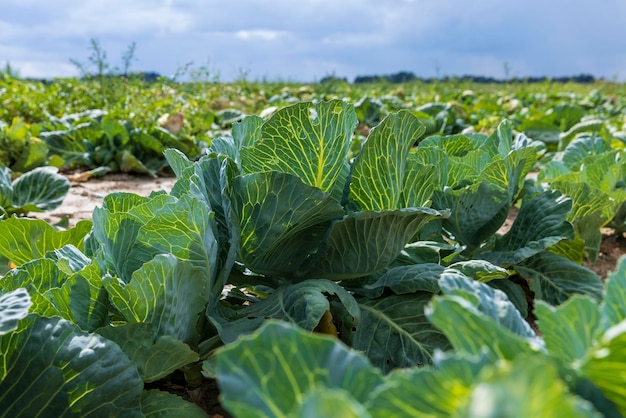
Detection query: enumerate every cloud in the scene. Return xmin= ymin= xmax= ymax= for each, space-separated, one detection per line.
xmin=2 ymin=0 xmax=626 ymax=81
xmin=234 ymin=30 xmax=287 ymax=41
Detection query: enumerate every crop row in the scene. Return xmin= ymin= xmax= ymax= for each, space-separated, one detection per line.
xmin=0 ymin=78 xmax=625 ymax=416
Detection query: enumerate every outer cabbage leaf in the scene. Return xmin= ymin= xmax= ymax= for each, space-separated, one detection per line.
xmin=480 ymin=191 xmax=574 ymax=266
xmin=46 ymin=243 xmax=91 ymax=273
xmin=164 ymin=153 xmax=239 ymax=308
xmin=364 ymin=263 xmax=444 ymax=296
xmin=535 ymin=297 xmax=604 ymax=364
xmin=537 ymin=138 xmax=626 ymax=260
xmin=0 ymin=258 xmax=66 ymax=317
xmin=421 ymin=121 xmax=537 ymax=250
xmin=296 ymin=388 xmax=371 ymax=418
xmin=0 ymin=314 xmax=143 ymax=417
xmin=0 ymin=165 xmax=12 ymax=210
xmin=574 ymin=257 xmax=626 ymax=415
xmin=92 ymin=208 xmax=146 ymax=281
xmin=368 ymin=353 xmax=599 ymax=417
xmin=141 ymin=390 xmax=208 ymax=418
xmin=349 ymin=110 xmax=425 ymax=210
xmin=97 ymin=323 xmax=199 ymax=383
xmin=531 ymin=258 xmax=626 ymax=416
xmin=481 ymin=146 xmax=536 ymax=202
xmin=602 ymin=257 xmax=626 ymax=326
xmin=551 ymin=180 xmax=624 ymax=261
xmin=353 ymin=293 xmax=449 ymax=372
xmin=41 ymin=124 xmax=94 ymax=168
xmin=215 ymin=320 xmax=383 ymax=418
xmin=231 ymin=171 xmax=344 ymax=278
xmin=187 ymin=154 xmax=240 ymax=296
xmin=135 ymin=195 xmax=219 ymax=295
xmin=210 ymin=279 xmax=359 ymax=345
xmin=514 ymin=251 xmax=603 ymax=305
xmin=47 ymin=261 xmax=109 ymax=331
xmin=187 ymin=154 xmax=238 ymax=245
xmin=240 ymin=100 xmax=358 ymax=195
xmin=400 ymin=159 xmax=437 ymax=208
xmin=561 ymin=136 xmax=613 ymax=171
xmin=459 ymin=356 xmax=601 ymax=418
xmin=116 ymin=149 xmax=156 ymax=177
xmin=487 ymin=279 xmax=529 ymax=318
xmin=5 ymin=245 xmax=110 ymax=332
xmin=367 ymin=353 xmax=485 ymax=417
xmin=93 ymin=192 xmax=218 ymax=293
xmin=420 ymin=133 xmax=475 ymax=157
xmin=104 ymin=254 xmax=209 ymax=345
xmin=581 ymin=322 xmax=626 ymax=416
xmin=438 ymin=276 xmax=537 ymax=339
xmin=432 ymin=182 xmax=510 ymax=249
xmin=210 ymin=115 xmax=263 ymax=168
xmin=100 ymin=191 xmax=170 ymax=215
xmin=444 ymin=260 xmax=509 ymax=282
xmin=10 ymin=166 xmax=70 ymax=213
xmin=163 ymin=148 xmax=193 ymax=177
xmin=301 ymin=207 xmax=446 ymax=280
xmin=0 ymin=218 xmax=91 ymax=267
xmin=0 ymin=288 xmax=31 ymax=335
xmin=426 ymin=277 xmax=539 ymax=360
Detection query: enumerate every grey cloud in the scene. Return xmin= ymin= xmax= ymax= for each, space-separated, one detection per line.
xmin=1 ymin=0 xmax=625 ymax=81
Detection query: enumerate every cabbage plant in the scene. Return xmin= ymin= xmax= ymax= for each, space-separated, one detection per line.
xmin=0 ymin=101 xmax=608 ymax=414
xmin=0 ymin=164 xmax=69 ymax=218
xmin=215 ymin=257 xmax=626 ymax=418
xmin=538 ymin=134 xmax=626 ymax=260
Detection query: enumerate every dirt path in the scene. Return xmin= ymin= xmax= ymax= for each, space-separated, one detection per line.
xmin=34 ymin=173 xmax=178 ymax=227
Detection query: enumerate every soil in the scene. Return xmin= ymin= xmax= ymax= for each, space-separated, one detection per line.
xmin=31 ymin=173 xmax=626 ymax=416
xmin=584 ymin=230 xmax=626 ymax=279
xmin=33 ymin=173 xmax=178 ymax=227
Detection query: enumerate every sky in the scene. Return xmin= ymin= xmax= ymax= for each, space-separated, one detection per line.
xmin=1 ymin=0 xmax=626 ymax=82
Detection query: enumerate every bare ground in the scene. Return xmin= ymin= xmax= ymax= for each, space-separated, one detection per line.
xmin=34 ymin=173 xmax=178 ymax=227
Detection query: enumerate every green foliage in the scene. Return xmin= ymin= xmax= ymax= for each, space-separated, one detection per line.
xmin=215 ymin=321 xmax=384 ymax=418
xmin=0 ymin=118 xmax=48 ymax=172
xmin=141 ymin=390 xmax=208 ymax=417
xmin=399 ymin=120 xmax=603 ymax=307
xmin=0 ymin=220 xmax=211 ymax=414
xmin=97 ymin=323 xmax=199 ymax=383
xmin=0 ymin=218 xmax=91 ymax=266
xmin=216 ymin=257 xmax=626 ymax=417
xmin=0 ymin=289 xmax=31 ymax=335
xmin=538 ymin=135 xmax=626 ymax=259
xmin=0 ymin=164 xmax=70 ymax=218
xmin=40 ymin=114 xmax=197 ymax=176
xmin=1 ymin=86 xmax=625 ymax=417
xmin=0 ymin=314 xmax=144 ymax=417
xmin=240 ymin=100 xmax=358 ymax=195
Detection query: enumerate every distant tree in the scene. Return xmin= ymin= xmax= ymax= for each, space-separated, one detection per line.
xmin=353 ymin=71 xmax=417 ymax=84
xmin=319 ymin=73 xmax=348 ymax=84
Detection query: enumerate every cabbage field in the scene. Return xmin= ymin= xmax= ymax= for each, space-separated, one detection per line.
xmin=1 ymin=75 xmax=625 ymax=417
